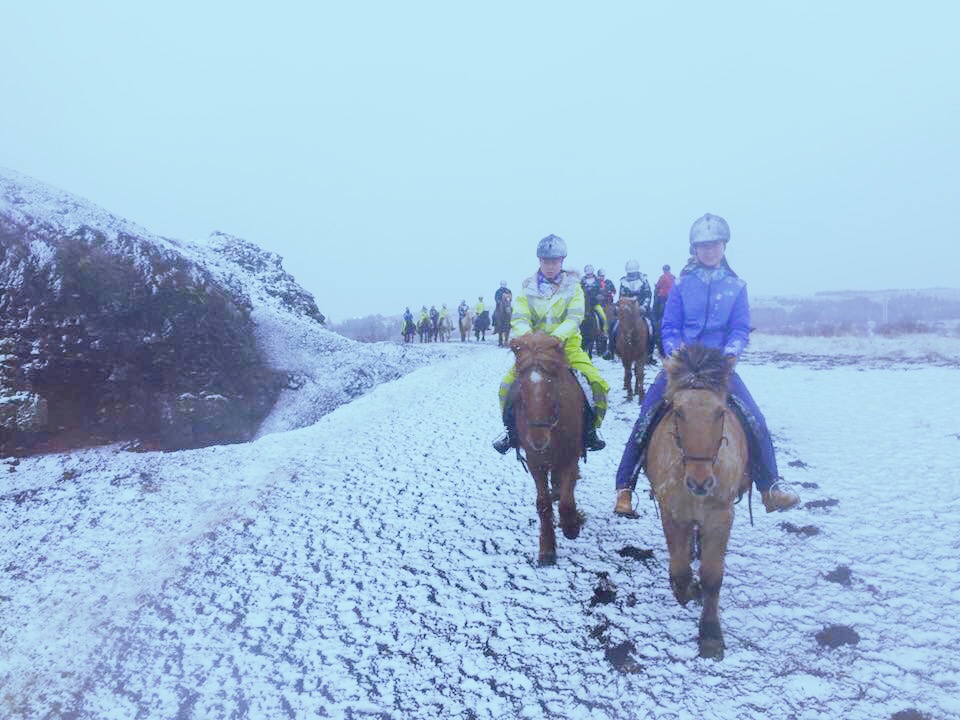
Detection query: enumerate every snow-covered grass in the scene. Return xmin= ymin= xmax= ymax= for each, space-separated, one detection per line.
xmin=2 ymin=332 xmax=958 ymax=720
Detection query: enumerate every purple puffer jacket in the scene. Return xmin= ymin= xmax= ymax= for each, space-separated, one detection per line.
xmin=661 ymin=265 xmax=749 ymax=358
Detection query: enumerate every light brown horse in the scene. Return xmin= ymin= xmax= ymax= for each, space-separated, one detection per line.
xmin=493 ymin=291 xmax=513 ymax=347
xmin=459 ymin=310 xmax=473 ymax=342
xmin=616 ymin=297 xmax=649 ymax=402
xmin=438 ymin=315 xmax=453 ymax=342
xmin=645 ymin=345 xmax=749 ymax=660
xmin=510 ymin=332 xmax=584 ymax=565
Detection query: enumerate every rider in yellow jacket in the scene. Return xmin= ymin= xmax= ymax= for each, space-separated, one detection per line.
xmin=493 ymin=234 xmax=610 ymax=454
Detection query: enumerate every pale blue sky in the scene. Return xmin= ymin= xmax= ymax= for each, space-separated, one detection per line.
xmin=3 ymin=1 xmax=958 ymax=320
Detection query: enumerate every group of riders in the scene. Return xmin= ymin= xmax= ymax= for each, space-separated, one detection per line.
xmin=491 ymin=215 xmax=801 ymax=517
xmin=576 ymin=261 xmax=675 ymax=363
xmin=401 ymin=287 xmax=515 ymax=343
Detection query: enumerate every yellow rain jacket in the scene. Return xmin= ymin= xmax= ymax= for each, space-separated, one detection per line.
xmin=499 ymin=270 xmax=609 ymax=428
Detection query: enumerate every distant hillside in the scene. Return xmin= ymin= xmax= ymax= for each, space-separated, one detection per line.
xmin=751 ymin=288 xmax=960 ymax=333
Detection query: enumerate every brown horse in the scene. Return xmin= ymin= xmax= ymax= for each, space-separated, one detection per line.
xmin=493 ymin=292 xmax=513 ymax=347
xmin=645 ymin=345 xmax=749 ymax=660
xmin=510 ymin=332 xmax=584 ymax=565
xmin=615 ymin=297 xmax=649 ymax=402
xmin=459 ymin=310 xmax=473 ymax=342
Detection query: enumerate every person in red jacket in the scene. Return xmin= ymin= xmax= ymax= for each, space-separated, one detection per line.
xmin=652 ymin=264 xmax=675 ymax=357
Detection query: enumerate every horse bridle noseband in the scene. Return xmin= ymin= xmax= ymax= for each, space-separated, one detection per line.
xmin=671 ymin=410 xmax=727 ymax=466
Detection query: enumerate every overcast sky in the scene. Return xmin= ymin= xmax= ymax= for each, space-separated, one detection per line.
xmin=3 ymin=1 xmax=958 ymax=321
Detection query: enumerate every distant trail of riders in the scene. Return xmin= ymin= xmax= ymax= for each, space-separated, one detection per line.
xmin=399 ymin=263 xmax=677 ymax=348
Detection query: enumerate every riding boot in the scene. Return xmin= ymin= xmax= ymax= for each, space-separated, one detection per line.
xmin=614 ymin=488 xmax=635 ymax=516
xmin=493 ymin=396 xmax=518 ymax=454
xmin=761 ymin=481 xmax=801 ymax=512
xmin=582 ymin=404 xmax=605 ymax=451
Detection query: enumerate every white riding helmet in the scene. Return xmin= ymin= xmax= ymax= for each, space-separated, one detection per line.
xmin=536 ymin=234 xmax=567 ymax=259
xmin=625 ymin=260 xmax=639 ymax=273
xmin=690 ymin=213 xmax=730 ymax=245
xmin=597 ymin=268 xmax=605 ymax=277
xmin=500 ymin=281 xmax=507 ymax=288
xmin=584 ymin=264 xmax=594 ymax=275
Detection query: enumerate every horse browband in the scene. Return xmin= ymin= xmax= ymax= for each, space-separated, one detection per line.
xmin=672 ymin=411 xmax=727 ymax=465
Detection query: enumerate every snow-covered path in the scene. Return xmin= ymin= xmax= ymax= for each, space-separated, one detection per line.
xmin=2 ymin=341 xmax=958 ymax=719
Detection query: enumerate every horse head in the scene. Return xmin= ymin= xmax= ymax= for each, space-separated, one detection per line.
xmin=511 ymin=332 xmax=567 ymax=452
xmin=663 ymin=345 xmax=738 ymax=498
xmin=617 ymin=296 xmax=641 ymax=323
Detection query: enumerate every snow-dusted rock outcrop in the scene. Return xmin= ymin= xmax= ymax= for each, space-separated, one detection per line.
xmin=1 ymin=166 xmax=469 ymax=456
xmin=0 ymin=169 xmax=289 ymax=455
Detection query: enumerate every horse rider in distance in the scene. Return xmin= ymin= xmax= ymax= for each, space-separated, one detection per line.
xmin=580 ymin=265 xmax=608 ymax=338
xmin=617 ymin=260 xmax=655 ymax=365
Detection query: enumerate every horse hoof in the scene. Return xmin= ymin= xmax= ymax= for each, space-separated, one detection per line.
xmin=698 ymin=620 xmax=724 ymax=660
xmin=698 ymin=638 xmax=725 ymax=660
xmin=538 ymin=552 xmax=557 ymax=566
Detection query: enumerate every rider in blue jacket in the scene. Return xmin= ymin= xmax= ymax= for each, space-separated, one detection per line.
xmin=613 ymin=213 xmax=801 ymax=516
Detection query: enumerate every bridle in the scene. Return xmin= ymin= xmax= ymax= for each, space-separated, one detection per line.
xmin=671 ymin=409 xmax=727 ymax=467
xmin=520 ymin=364 xmax=560 ymax=431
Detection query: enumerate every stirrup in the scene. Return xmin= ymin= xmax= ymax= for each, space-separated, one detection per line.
xmin=492 ymin=431 xmax=513 ymax=455
xmin=761 ymin=480 xmax=800 ymax=512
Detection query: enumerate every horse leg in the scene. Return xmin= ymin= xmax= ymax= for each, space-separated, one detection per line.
xmin=697 ymin=509 xmax=734 ymax=660
xmin=622 ymin=357 xmax=632 ymax=400
xmin=660 ymin=510 xmax=701 ymax=606
xmin=635 ymin=359 xmax=644 ymax=403
xmin=556 ymin=464 xmax=581 ymax=540
xmin=532 ymin=466 xmax=557 ymax=565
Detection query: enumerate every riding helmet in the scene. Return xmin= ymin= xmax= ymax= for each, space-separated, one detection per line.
xmin=536 ymin=234 xmax=567 ymax=259
xmin=584 ymin=264 xmax=594 ymax=275
xmin=689 ymin=213 xmax=730 ymax=245
xmin=625 ymin=260 xmax=639 ymax=273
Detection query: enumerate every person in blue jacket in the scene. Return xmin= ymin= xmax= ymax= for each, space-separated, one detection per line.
xmin=613 ymin=213 xmax=801 ymax=516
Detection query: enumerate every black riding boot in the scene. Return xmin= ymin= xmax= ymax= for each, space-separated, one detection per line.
xmin=493 ymin=397 xmax=518 ymax=454
xmin=583 ymin=405 xmax=606 ymax=451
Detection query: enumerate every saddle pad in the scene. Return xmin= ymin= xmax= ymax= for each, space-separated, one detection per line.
xmin=570 ymin=369 xmax=596 ymax=412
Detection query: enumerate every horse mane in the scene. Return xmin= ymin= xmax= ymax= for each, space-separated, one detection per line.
xmin=664 ymin=345 xmax=730 ymax=395
xmin=512 ymin=333 xmax=566 ymax=375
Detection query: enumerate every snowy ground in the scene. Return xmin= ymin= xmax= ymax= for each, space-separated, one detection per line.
xmin=2 ymin=333 xmax=959 ymax=720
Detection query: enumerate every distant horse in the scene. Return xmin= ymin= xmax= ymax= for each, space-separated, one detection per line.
xmin=402 ymin=319 xmax=416 ymax=343
xmin=459 ymin=310 xmax=473 ymax=342
xmin=438 ymin=315 xmax=453 ymax=342
xmin=645 ymin=345 xmax=749 ymax=660
xmin=615 ymin=297 xmax=650 ymax=403
xmin=474 ymin=310 xmax=490 ymax=342
xmin=430 ymin=316 xmax=440 ymax=342
xmin=580 ymin=305 xmax=602 ymax=358
xmin=493 ymin=292 xmax=513 ymax=347
xmin=418 ymin=317 xmax=432 ymax=343
xmin=510 ymin=332 xmax=585 ymax=565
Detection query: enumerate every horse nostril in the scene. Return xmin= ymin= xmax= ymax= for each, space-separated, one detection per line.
xmin=686 ymin=476 xmax=714 ymax=496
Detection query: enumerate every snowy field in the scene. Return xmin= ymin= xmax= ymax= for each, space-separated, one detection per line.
xmin=2 ymin=332 xmax=959 ymax=720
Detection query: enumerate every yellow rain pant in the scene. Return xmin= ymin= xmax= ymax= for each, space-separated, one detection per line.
xmin=499 ymin=334 xmax=609 ymax=429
